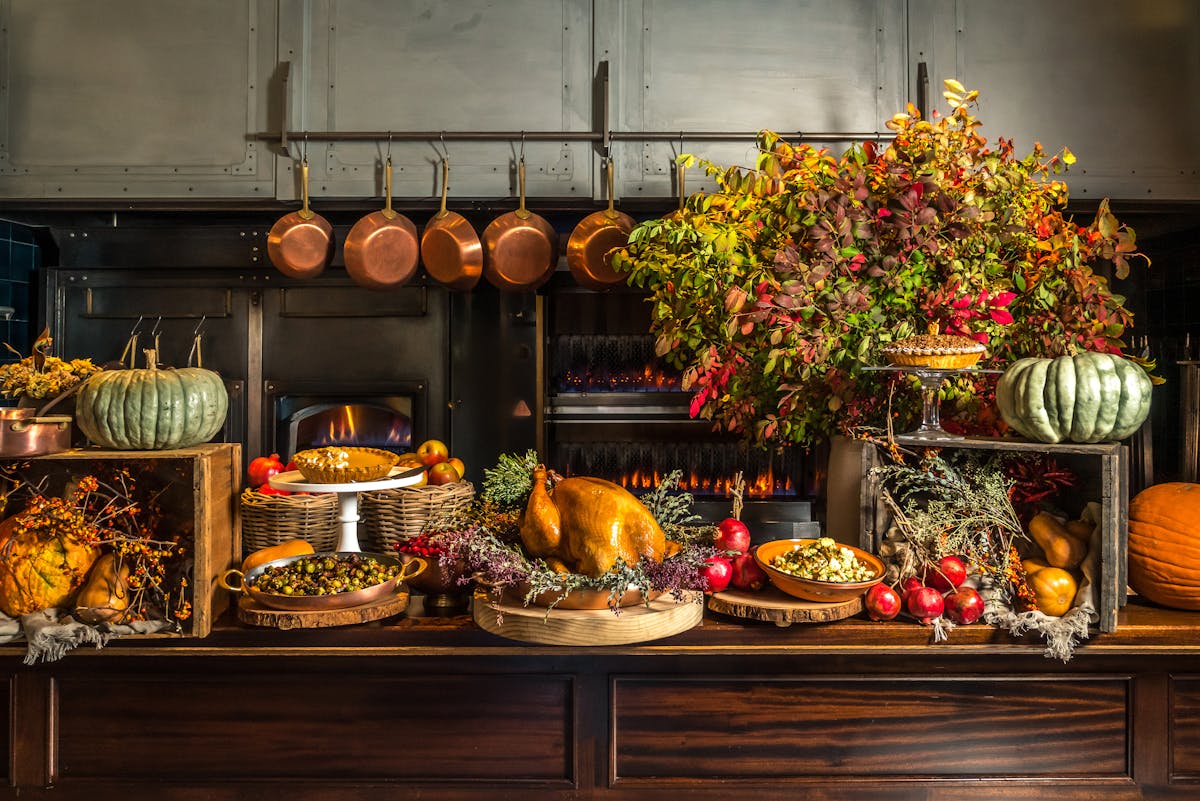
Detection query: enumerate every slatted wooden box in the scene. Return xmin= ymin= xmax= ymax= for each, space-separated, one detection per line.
xmin=858 ymin=436 xmax=1128 ymax=633
xmin=10 ymin=443 xmax=241 ymax=637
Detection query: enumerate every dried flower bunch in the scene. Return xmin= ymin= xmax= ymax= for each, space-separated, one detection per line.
xmin=613 ymin=80 xmax=1151 ymax=448
xmin=0 ymin=328 xmax=101 ymax=400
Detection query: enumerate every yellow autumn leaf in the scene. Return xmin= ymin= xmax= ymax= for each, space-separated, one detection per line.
xmin=1063 ymin=147 xmax=1076 ymax=165
xmin=943 ymin=91 xmax=963 ymax=106
xmin=944 ymin=78 xmax=967 ymax=94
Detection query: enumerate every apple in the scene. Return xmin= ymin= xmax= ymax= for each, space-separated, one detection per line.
xmin=257 ymin=483 xmax=291 ymax=496
xmin=906 ymin=586 xmax=945 ymax=625
xmin=943 ymin=586 xmax=985 ymax=625
xmin=924 ymin=555 xmax=968 ymax=593
xmin=248 ymin=453 xmax=284 ymax=487
xmin=427 ymin=461 xmax=461 ymax=485
xmin=447 ymin=457 xmax=465 ymax=479
xmin=396 ymin=452 xmax=424 ymax=468
xmin=416 ymin=439 xmax=449 ymax=466
xmin=714 ymin=517 xmax=751 ymax=554
xmin=864 ymin=583 xmax=902 ymax=621
xmin=730 ymin=551 xmax=767 ymax=591
xmin=700 ymin=555 xmax=733 ymax=593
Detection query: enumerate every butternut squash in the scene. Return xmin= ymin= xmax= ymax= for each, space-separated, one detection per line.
xmin=1027 ymin=566 xmax=1078 ymax=617
xmin=1064 ymin=519 xmax=1095 ymax=542
xmin=1028 ymin=512 xmax=1087 ymax=569
xmin=75 ymin=553 xmax=132 ymax=624
xmin=241 ymin=539 xmax=314 ymax=573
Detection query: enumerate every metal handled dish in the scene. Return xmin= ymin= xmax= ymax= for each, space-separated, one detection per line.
xmin=219 ymin=551 xmax=426 ymax=612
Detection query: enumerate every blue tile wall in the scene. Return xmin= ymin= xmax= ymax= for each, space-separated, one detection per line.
xmin=0 ymin=218 xmax=39 ymax=362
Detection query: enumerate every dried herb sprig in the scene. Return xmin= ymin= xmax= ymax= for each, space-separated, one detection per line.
xmin=480 ymin=449 xmax=541 ymax=510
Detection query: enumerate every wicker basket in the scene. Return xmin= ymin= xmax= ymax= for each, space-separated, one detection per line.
xmin=361 ymin=481 xmax=475 ymax=552
xmin=239 ymin=489 xmax=340 ymax=555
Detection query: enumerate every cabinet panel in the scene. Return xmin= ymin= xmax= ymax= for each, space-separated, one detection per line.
xmin=1 ymin=674 xmax=8 ymax=785
xmin=1171 ymin=676 xmax=1200 ymax=780
xmin=613 ymin=675 xmax=1130 ymax=781
xmin=0 ymin=0 xmax=277 ymax=198
xmin=949 ymin=0 xmax=1200 ymax=200
xmin=56 ymin=672 xmax=574 ymax=782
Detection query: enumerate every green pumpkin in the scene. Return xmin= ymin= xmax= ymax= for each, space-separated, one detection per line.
xmin=996 ymin=351 xmax=1151 ymax=444
xmin=75 ymin=356 xmax=229 ymax=450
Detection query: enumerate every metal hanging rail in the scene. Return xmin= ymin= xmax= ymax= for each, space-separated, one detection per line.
xmin=254 ymin=129 xmax=890 ymax=144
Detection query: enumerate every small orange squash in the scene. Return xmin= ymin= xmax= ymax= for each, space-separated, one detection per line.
xmin=1128 ymin=483 xmax=1200 ymax=610
xmin=241 ymin=538 xmax=314 ymax=573
xmin=1027 ymin=566 xmax=1078 ymax=617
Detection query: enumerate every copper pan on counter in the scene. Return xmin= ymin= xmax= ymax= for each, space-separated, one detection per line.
xmin=566 ymin=158 xmax=634 ymax=291
xmin=482 ymin=157 xmax=559 ymax=292
xmin=267 ymin=157 xmax=333 ymax=280
xmin=344 ymin=157 xmax=420 ymax=290
xmin=421 ymin=157 xmax=482 ymax=291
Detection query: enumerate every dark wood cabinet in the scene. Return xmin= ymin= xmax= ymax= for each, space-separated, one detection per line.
xmin=7 ymin=601 xmax=1200 ymax=800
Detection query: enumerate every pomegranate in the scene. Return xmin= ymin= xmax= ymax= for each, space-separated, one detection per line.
xmin=714 ymin=518 xmax=751 ymax=554
xmin=924 ymin=555 xmax=968 ymax=593
xmin=863 ymin=583 xmax=901 ymax=621
xmin=944 ymin=586 xmax=985 ymax=625
xmin=906 ymin=586 xmax=945 ymax=624
xmin=700 ymin=555 xmax=733 ymax=593
xmin=248 ymin=453 xmax=285 ymax=487
xmin=257 ymin=483 xmax=291 ymax=496
xmin=730 ymin=551 xmax=767 ymax=591
xmin=900 ymin=575 xmax=924 ymax=602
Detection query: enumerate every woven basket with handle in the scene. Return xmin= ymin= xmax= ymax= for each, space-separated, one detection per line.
xmin=361 ymin=481 xmax=475 ymax=552
xmin=239 ymin=489 xmax=339 ymax=555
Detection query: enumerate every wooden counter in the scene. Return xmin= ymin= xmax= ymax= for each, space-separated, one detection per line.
xmin=4 ymin=597 xmax=1200 ymax=801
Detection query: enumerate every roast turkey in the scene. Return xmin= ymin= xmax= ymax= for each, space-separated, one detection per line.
xmin=519 ymin=466 xmax=670 ymax=577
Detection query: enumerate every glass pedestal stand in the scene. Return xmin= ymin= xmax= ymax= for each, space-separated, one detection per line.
xmin=863 ymin=365 xmax=1003 ymax=441
xmin=268 ymin=466 xmax=428 ymax=552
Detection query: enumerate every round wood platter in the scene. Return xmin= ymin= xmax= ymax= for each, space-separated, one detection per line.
xmin=707 ymin=585 xmax=863 ymax=627
xmin=473 ymin=590 xmax=704 ymax=646
xmin=236 ymin=588 xmax=410 ymax=630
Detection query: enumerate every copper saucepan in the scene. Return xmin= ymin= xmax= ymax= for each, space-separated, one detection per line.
xmin=344 ymin=156 xmax=420 ymax=290
xmin=267 ymin=157 xmax=333 ymax=280
xmin=482 ymin=157 xmax=558 ymax=292
xmin=566 ymin=158 xmax=635 ymax=290
xmin=421 ymin=157 xmax=482 ymax=291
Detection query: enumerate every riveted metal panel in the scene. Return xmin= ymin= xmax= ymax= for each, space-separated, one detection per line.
xmin=951 ymin=0 xmax=1200 ymax=200
xmin=0 ymin=0 xmax=277 ymax=198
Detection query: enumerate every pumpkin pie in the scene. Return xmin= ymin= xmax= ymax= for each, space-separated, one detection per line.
xmin=292 ymin=446 xmax=399 ymax=483
xmin=880 ymin=325 xmax=986 ymax=370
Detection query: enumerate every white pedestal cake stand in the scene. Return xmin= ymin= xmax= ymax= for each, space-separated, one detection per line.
xmin=268 ymin=465 xmax=427 ymax=552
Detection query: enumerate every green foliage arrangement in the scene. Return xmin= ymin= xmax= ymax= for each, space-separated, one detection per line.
xmin=613 ymin=80 xmax=1152 ymax=449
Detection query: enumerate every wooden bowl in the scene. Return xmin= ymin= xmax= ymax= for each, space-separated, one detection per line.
xmin=753 ymin=539 xmax=884 ymax=604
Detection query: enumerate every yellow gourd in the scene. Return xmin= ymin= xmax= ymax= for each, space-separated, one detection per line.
xmin=1064 ymin=519 xmax=1095 ymax=542
xmin=241 ymin=538 xmax=314 ymax=573
xmin=1027 ymin=566 xmax=1078 ymax=617
xmin=1028 ymin=512 xmax=1088 ymax=569
xmin=75 ymin=553 xmax=132 ymax=624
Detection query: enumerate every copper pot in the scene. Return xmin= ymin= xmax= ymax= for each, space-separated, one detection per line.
xmin=482 ymin=157 xmax=558 ymax=292
xmin=566 ymin=159 xmax=635 ymax=290
xmin=421 ymin=158 xmax=482 ymax=291
xmin=267 ymin=157 xmax=334 ymax=280
xmin=0 ymin=408 xmax=71 ymax=457
xmin=344 ymin=157 xmax=420 ymax=290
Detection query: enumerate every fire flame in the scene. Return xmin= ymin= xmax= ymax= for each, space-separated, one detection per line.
xmin=561 ymin=363 xmax=680 ymax=392
xmin=617 ymin=466 xmax=794 ymax=497
xmin=311 ymin=405 xmax=410 ymax=449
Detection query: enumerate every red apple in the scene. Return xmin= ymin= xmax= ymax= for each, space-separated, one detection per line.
xmin=714 ymin=517 xmax=751 ymax=554
xmin=248 ymin=453 xmax=284 ymax=486
xmin=864 ymin=583 xmax=901 ymax=621
xmin=730 ymin=551 xmax=767 ymax=591
xmin=427 ymin=462 xmax=461 ymax=485
xmin=700 ymin=555 xmax=733 ymax=593
xmin=924 ymin=555 xmax=968 ymax=593
xmin=943 ymin=586 xmax=985 ymax=625
xmin=416 ymin=439 xmax=449 ymax=466
xmin=906 ymin=586 xmax=945 ymax=625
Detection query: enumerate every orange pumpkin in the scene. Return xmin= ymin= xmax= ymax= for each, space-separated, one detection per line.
xmin=1128 ymin=483 xmax=1200 ymax=610
xmin=0 ymin=513 xmax=100 ymax=617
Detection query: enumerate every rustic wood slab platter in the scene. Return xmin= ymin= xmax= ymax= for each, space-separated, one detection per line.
xmin=473 ymin=590 xmax=704 ymax=646
xmin=237 ymin=588 xmax=410 ymax=630
xmin=707 ymin=585 xmax=862 ymax=626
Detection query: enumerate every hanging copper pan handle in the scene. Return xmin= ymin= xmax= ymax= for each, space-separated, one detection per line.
xmin=566 ymin=158 xmax=635 ymax=291
xmin=482 ymin=157 xmax=558 ymax=292
xmin=267 ymin=157 xmax=334 ymax=280
xmin=344 ymin=156 xmax=420 ymax=290
xmin=421 ymin=157 xmax=483 ymax=291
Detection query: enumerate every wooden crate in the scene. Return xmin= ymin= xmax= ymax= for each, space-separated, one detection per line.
xmin=859 ymin=436 xmax=1128 ymax=633
xmin=12 ymin=443 xmax=241 ymax=637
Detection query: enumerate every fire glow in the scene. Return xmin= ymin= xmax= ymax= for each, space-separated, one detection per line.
xmin=559 ymin=364 xmax=681 ymax=393
xmin=308 ymin=404 xmax=411 ymax=451
xmin=617 ymin=467 xmax=794 ymax=497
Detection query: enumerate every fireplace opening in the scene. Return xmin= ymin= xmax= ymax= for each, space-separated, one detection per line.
xmin=271 ymin=388 xmax=423 ymax=461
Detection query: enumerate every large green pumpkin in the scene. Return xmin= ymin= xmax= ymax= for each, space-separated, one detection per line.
xmin=995 ymin=351 xmax=1151 ymax=443
xmin=75 ymin=363 xmax=229 ymax=450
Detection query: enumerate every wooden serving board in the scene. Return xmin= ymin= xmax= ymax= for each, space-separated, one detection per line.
xmin=707 ymin=586 xmax=862 ymax=627
xmin=473 ymin=591 xmax=703 ymax=646
xmin=236 ymin=589 xmax=410 ymax=630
